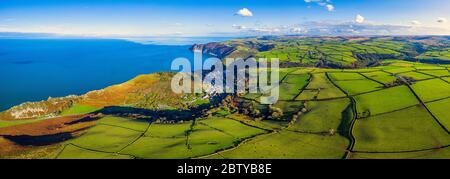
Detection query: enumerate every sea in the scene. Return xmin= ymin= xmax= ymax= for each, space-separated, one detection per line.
xmin=0 ymin=37 xmax=231 ymax=111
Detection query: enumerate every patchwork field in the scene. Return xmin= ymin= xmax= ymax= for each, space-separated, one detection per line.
xmin=411 ymin=79 xmax=450 ymax=102
xmin=361 ymin=71 xmax=397 ymax=84
xmin=205 ymin=131 xmax=349 ymax=159
xmin=303 ymin=73 xmax=346 ymax=100
xmin=350 ymin=147 xmax=450 ymax=159
xmin=334 ymin=80 xmax=383 ymax=95
xmin=353 ymin=106 xmax=450 ymax=152
xmin=2 ymin=60 xmax=450 ymax=159
xmin=54 ymin=116 xmax=268 ymax=159
xmin=289 ymin=98 xmax=350 ymax=133
xmin=353 ymin=86 xmax=419 ymax=118
xmin=426 ymin=98 xmax=450 ymax=131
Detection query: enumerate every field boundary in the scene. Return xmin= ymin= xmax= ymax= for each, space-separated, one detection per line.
xmin=352 ymin=144 xmax=450 ymax=154
xmin=357 ymin=72 xmax=386 ymax=86
xmin=292 ymin=72 xmax=313 ymax=100
xmin=117 ymin=121 xmax=152 ymax=154
xmin=355 ymin=103 xmax=421 ymax=120
xmin=325 ymin=72 xmax=357 ymax=159
xmin=224 ymin=116 xmax=273 ymax=132
xmin=404 ymin=79 xmax=450 ymax=135
xmin=55 ymin=143 xmax=137 ymax=159
xmin=97 ymin=123 xmax=146 ymax=133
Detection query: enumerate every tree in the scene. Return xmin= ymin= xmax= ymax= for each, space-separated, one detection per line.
xmin=268 ymin=105 xmax=284 ymax=120
xmin=328 ymin=128 xmax=336 ymax=136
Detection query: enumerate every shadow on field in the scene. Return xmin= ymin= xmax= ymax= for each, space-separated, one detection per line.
xmin=3 ymin=133 xmax=75 ymax=146
xmin=91 ymin=104 xmax=210 ymax=122
xmin=0 ymin=102 xmax=214 ymax=147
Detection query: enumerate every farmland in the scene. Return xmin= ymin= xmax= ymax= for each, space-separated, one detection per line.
xmin=196 ymin=36 xmax=450 ymax=69
xmin=1 ymin=36 xmax=450 ymax=159
xmin=4 ymin=60 xmax=442 ymax=159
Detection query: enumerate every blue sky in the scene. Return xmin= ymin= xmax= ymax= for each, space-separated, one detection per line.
xmin=0 ymin=0 xmax=449 ymax=36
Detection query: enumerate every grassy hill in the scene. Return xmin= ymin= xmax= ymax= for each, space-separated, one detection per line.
xmin=193 ymin=36 xmax=450 ymax=68
xmin=1 ymin=59 xmax=450 ymax=159
xmin=0 ymin=73 xmax=204 ymax=121
xmin=1 ymin=36 xmax=450 ymax=159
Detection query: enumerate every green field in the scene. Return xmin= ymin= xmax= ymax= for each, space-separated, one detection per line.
xmin=57 ymin=116 xmax=268 ymax=159
xmin=443 ymin=77 xmax=450 ymax=83
xmin=416 ymin=48 xmax=450 ymax=61
xmin=60 ymin=104 xmax=100 ymax=116
xmin=0 ymin=118 xmax=46 ymax=128
xmin=145 ymin=122 xmax=192 ymax=138
xmin=411 ymin=79 xmax=450 ymax=102
xmin=328 ymin=73 xmax=367 ymax=81
xmin=306 ymin=73 xmax=333 ymax=89
xmin=205 ymin=131 xmax=349 ymax=159
xmin=121 ymin=137 xmax=190 ymax=159
xmin=67 ymin=125 xmax=143 ymax=153
xmin=426 ymin=98 xmax=450 ymax=131
xmin=98 ymin=116 xmax=149 ymax=132
xmin=272 ymin=100 xmax=304 ymax=118
xmin=296 ymin=89 xmax=319 ymax=100
xmin=289 ymin=98 xmax=350 ymax=133
xmin=418 ymin=70 xmax=450 ymax=77
xmin=383 ymin=67 xmax=415 ymax=74
xmin=304 ymin=73 xmax=346 ymax=99
xmin=57 ymin=144 xmax=134 ymax=159
xmin=334 ymin=80 xmax=383 ymax=95
xmin=198 ymin=117 xmax=267 ymax=139
xmin=27 ymin=63 xmax=450 ymax=159
xmin=399 ymin=71 xmax=434 ymax=80
xmin=361 ymin=71 xmax=397 ymax=84
xmin=4 ymin=36 xmax=450 ymax=159
xmin=282 ymin=74 xmax=310 ymax=84
xmin=279 ymin=82 xmax=307 ymax=100
xmin=350 ymin=147 xmax=450 ymax=159
xmin=354 ymin=86 xmax=419 ymax=118
xmin=353 ymin=106 xmax=450 ymax=152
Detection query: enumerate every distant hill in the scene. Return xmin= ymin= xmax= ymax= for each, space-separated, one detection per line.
xmin=191 ymin=36 xmax=450 ymax=68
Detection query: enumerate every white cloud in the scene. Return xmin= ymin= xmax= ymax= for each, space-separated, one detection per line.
xmin=355 ymin=14 xmax=365 ymax=24
xmin=304 ymin=0 xmax=335 ymax=12
xmin=326 ymin=4 xmax=334 ymax=11
xmin=293 ymin=21 xmax=448 ymax=35
xmin=290 ymin=27 xmax=305 ymax=33
xmin=235 ymin=8 xmax=253 ymax=17
xmin=437 ymin=17 xmax=448 ymax=23
xmin=410 ymin=20 xmax=421 ymax=25
xmin=304 ymin=0 xmax=321 ymax=3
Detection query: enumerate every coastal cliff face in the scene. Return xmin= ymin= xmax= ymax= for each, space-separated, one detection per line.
xmin=190 ymin=42 xmax=236 ymax=58
xmin=190 ymin=40 xmax=276 ymax=59
xmin=3 ymin=36 xmax=449 ymax=121
xmin=0 ymin=73 xmax=199 ymax=121
xmin=0 ymin=96 xmax=81 ymax=120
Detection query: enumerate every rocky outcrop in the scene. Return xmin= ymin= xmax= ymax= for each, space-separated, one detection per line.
xmin=0 ymin=73 xmax=198 ymax=121
xmin=0 ymin=95 xmax=81 ymax=120
xmin=190 ymin=43 xmax=236 ymax=58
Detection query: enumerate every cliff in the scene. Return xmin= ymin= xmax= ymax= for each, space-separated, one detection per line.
xmin=0 ymin=73 xmax=200 ymax=121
